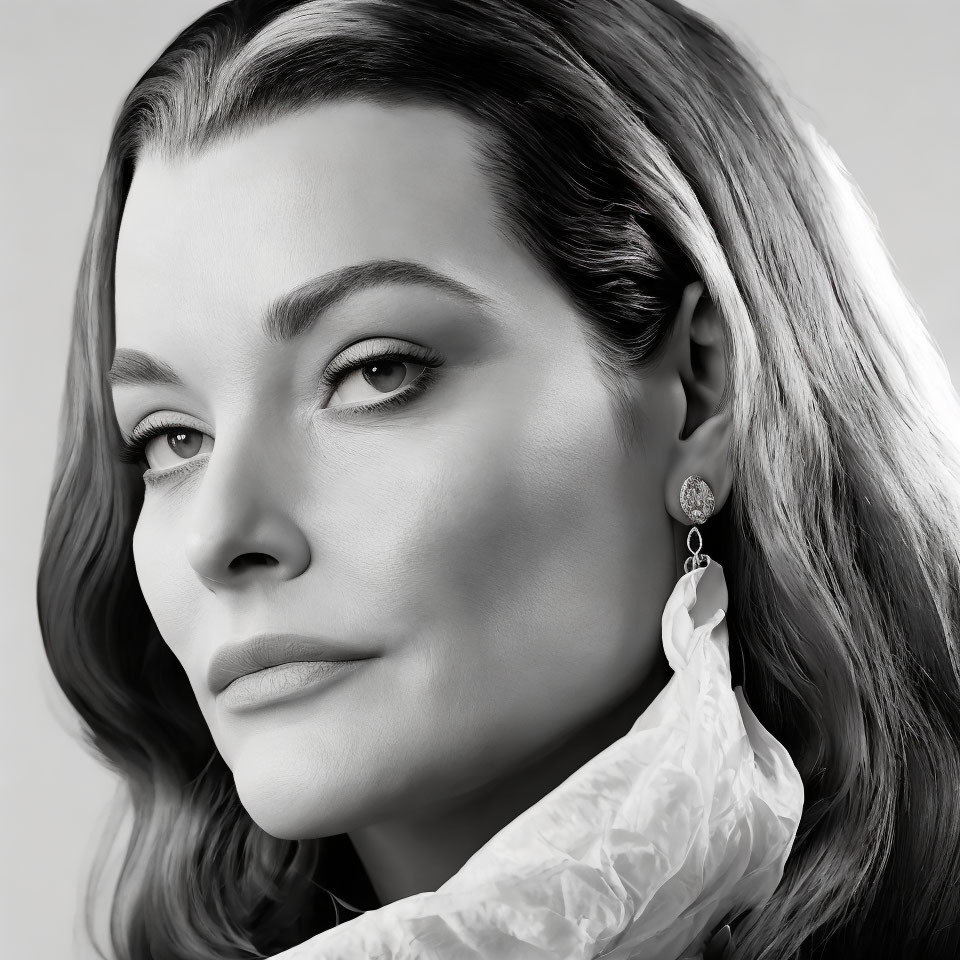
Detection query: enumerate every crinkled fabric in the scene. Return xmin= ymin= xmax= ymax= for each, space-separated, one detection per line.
xmin=269 ymin=561 xmax=805 ymax=960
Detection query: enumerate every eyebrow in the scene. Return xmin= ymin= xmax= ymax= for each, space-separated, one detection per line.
xmin=107 ymin=258 xmax=493 ymax=389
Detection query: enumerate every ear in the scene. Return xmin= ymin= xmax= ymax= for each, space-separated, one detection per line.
xmin=663 ymin=280 xmax=734 ymax=526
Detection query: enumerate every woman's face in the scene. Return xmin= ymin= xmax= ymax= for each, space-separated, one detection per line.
xmin=111 ymin=100 xmax=682 ymax=839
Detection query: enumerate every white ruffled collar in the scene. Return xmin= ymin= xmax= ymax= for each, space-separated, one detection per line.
xmin=272 ymin=561 xmax=804 ymax=960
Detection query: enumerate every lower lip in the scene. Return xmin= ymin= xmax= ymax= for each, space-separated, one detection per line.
xmin=216 ymin=660 xmax=369 ymax=711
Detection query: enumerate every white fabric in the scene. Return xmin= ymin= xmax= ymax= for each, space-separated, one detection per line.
xmin=269 ymin=560 xmax=805 ymax=960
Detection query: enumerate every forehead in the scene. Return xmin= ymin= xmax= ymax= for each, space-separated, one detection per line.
xmin=113 ymin=100 xmax=514 ymax=350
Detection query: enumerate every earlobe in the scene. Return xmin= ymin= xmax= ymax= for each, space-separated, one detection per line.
xmin=666 ymin=406 xmax=735 ymax=527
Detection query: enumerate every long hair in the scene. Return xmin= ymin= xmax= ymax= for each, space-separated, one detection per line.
xmin=37 ymin=1 xmax=960 ymax=957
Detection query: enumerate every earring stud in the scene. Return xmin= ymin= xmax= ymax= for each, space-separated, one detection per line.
xmin=680 ymin=475 xmax=715 ymax=525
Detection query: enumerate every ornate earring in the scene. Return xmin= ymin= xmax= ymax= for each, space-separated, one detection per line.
xmin=679 ymin=475 xmax=715 ymax=573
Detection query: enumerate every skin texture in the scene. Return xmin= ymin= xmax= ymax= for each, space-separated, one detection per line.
xmin=111 ymin=100 xmax=733 ymax=907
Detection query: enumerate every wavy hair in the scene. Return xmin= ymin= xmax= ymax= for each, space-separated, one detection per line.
xmin=37 ymin=1 xmax=960 ymax=957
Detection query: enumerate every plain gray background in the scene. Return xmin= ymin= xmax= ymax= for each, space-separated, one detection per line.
xmin=2 ymin=1 xmax=957 ymax=957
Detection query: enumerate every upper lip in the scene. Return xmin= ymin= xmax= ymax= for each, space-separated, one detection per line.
xmin=207 ymin=633 xmax=376 ymax=695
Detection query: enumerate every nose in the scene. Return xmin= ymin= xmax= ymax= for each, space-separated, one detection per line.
xmin=184 ymin=437 xmax=311 ymax=588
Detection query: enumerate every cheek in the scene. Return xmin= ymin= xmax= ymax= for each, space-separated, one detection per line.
xmin=318 ymin=376 xmax=663 ymax=738
xmin=131 ymin=505 xmax=203 ymax=662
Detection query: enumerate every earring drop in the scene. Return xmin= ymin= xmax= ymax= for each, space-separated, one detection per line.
xmin=679 ymin=475 xmax=715 ymax=573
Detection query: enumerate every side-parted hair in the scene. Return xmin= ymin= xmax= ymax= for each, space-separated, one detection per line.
xmin=37 ymin=2 xmax=960 ymax=957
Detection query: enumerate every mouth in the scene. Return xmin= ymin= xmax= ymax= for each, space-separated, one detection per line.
xmin=207 ymin=632 xmax=379 ymax=695
xmin=215 ymin=658 xmax=370 ymax=711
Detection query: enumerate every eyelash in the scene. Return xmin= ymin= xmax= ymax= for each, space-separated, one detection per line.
xmin=116 ymin=343 xmax=444 ymax=473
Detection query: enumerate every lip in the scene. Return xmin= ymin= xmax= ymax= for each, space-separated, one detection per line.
xmin=216 ymin=659 xmax=368 ymax=712
xmin=207 ymin=632 xmax=378 ymax=695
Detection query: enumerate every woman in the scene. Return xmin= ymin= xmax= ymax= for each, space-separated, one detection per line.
xmin=36 ymin=1 xmax=960 ymax=958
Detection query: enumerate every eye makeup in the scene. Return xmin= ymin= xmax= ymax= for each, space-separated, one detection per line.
xmin=115 ymin=340 xmax=446 ymax=479
xmin=316 ymin=338 xmax=445 ymax=419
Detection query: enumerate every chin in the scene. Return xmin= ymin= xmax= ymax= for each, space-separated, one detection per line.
xmin=229 ymin=736 xmax=421 ymax=840
xmin=227 ymin=745 xmax=353 ymax=839
xmin=233 ymin=765 xmax=353 ymax=839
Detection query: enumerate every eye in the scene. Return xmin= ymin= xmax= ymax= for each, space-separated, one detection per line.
xmin=321 ymin=340 xmax=445 ymax=414
xmin=142 ymin=426 xmax=213 ymax=471
xmin=328 ymin=357 xmax=428 ymax=408
xmin=118 ymin=416 xmax=214 ymax=473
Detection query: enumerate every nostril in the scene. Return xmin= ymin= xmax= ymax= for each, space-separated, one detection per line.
xmin=228 ymin=552 xmax=279 ymax=571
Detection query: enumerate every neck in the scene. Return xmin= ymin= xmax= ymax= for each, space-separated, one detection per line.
xmin=348 ymin=650 xmax=672 ymax=906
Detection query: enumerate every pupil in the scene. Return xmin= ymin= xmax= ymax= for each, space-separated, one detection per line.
xmin=362 ymin=361 xmax=406 ymax=393
xmin=169 ymin=430 xmax=201 ymax=459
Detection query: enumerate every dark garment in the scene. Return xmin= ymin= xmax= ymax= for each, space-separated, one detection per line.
xmin=703 ymin=924 xmax=735 ymax=960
